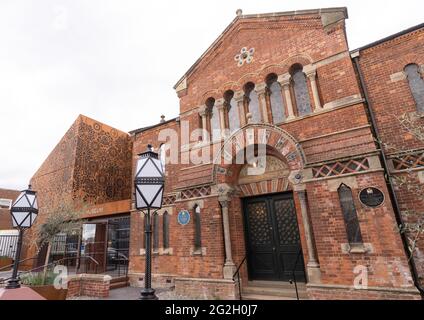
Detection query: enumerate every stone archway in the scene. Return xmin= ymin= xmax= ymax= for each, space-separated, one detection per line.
xmin=212 ymin=123 xmax=306 ymax=186
xmin=211 ymin=123 xmax=321 ymax=284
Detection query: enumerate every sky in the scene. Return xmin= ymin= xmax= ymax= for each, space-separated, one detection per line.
xmin=0 ymin=0 xmax=422 ymax=190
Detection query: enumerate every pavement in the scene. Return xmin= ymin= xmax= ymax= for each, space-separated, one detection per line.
xmin=68 ymin=286 xmax=193 ymax=300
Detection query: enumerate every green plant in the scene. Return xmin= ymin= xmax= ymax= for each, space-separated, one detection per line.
xmin=20 ymin=271 xmax=56 ymax=286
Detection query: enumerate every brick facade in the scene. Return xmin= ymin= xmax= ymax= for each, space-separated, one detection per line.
xmin=17 ymin=7 xmax=424 ymax=300
xmin=357 ymin=25 xmax=424 ymax=288
xmin=0 ymin=188 xmax=19 ymax=230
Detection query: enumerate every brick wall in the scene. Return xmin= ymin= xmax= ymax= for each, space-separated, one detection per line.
xmin=66 ymin=274 xmax=111 ymax=298
xmin=0 ymin=188 xmax=19 ymax=230
xmin=358 ymin=25 xmax=424 ymax=286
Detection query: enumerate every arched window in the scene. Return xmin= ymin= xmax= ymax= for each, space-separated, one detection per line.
xmin=291 ymin=64 xmax=312 ymax=116
xmin=224 ymin=90 xmax=240 ymax=133
xmin=163 ymin=211 xmax=169 ymax=249
xmin=159 ymin=143 xmax=166 ymax=173
xmin=266 ymin=74 xmax=285 ymax=123
xmin=338 ymin=184 xmax=363 ymax=244
xmin=207 ymin=97 xmax=220 ymax=141
xmin=194 ymin=205 xmax=202 ymax=250
xmin=244 ymin=82 xmax=261 ymax=123
xmin=404 ymin=64 xmax=424 ymax=113
xmin=153 ymin=212 xmax=159 ymax=250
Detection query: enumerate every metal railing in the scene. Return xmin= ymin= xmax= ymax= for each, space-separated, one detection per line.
xmin=288 ymin=248 xmax=303 ymax=300
xmin=0 ymin=257 xmax=38 ymax=273
xmin=0 ymin=255 xmax=100 ymax=286
xmin=232 ymin=256 xmax=247 ymax=300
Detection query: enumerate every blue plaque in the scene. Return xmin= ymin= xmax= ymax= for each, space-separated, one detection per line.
xmin=177 ymin=210 xmax=190 ymax=225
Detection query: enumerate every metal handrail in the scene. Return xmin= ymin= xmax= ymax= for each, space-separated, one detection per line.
xmin=288 ymin=248 xmax=303 ymax=300
xmin=232 ymin=256 xmax=247 ymax=300
xmin=0 ymin=257 xmax=38 ymax=272
xmin=0 ymin=255 xmax=100 ymax=285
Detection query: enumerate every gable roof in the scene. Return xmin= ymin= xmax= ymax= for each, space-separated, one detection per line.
xmin=173 ymin=7 xmax=348 ymax=90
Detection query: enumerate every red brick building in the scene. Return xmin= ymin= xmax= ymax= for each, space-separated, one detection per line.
xmin=24 ymin=7 xmax=423 ymax=299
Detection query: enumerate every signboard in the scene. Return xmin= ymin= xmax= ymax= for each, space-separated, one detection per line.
xmin=177 ymin=210 xmax=190 ymax=225
xmin=359 ymin=187 xmax=385 ymax=208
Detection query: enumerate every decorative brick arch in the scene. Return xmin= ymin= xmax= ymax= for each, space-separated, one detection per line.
xmin=199 ymin=89 xmax=221 ymax=105
xmin=212 ymin=123 xmax=305 ymax=185
xmin=281 ymin=54 xmax=313 ymax=73
xmin=259 ymin=65 xmax=286 ymax=81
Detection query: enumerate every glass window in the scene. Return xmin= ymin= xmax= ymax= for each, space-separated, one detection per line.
xmin=292 ymin=65 xmax=312 ymax=116
xmin=268 ymin=76 xmax=285 ymax=123
xmin=159 ymin=143 xmax=166 ymax=172
xmin=225 ymin=91 xmax=240 ymax=133
xmin=206 ymin=98 xmax=220 ymax=141
xmin=404 ymin=64 xmax=424 ymax=113
xmin=338 ymin=184 xmax=363 ymax=244
xmin=194 ymin=205 xmax=201 ymax=250
xmin=163 ymin=211 xmax=169 ymax=249
xmin=153 ymin=212 xmax=159 ymax=250
xmin=244 ymin=82 xmax=262 ymax=123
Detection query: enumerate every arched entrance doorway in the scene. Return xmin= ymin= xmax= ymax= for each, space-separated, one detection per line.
xmin=238 ymin=155 xmax=306 ymax=282
xmin=212 ymin=124 xmax=311 ymax=285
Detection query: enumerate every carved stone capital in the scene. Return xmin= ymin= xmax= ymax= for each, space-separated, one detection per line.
xmin=214 ymin=183 xmax=233 ymax=201
xmin=234 ymin=91 xmax=245 ymax=103
xmin=303 ymin=64 xmax=317 ymax=78
xmin=255 ymin=82 xmax=267 ymax=95
xmin=277 ymin=73 xmax=291 ymax=87
xmin=215 ymin=98 xmax=225 ymax=108
xmin=198 ymin=105 xmax=208 ymax=117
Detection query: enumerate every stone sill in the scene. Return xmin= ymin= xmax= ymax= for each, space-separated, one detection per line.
xmin=341 ymin=243 xmax=373 ymax=254
xmin=140 ymin=248 xmax=173 ymax=256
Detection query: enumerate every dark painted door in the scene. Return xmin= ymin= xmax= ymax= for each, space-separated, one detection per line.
xmin=243 ymin=193 xmax=306 ymax=282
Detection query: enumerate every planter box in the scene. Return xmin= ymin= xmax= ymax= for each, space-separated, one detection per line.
xmin=29 ymin=285 xmax=68 ymax=300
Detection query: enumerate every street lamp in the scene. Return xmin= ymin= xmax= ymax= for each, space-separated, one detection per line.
xmin=6 ymin=185 xmax=38 ymax=289
xmin=134 ymin=144 xmax=164 ymax=300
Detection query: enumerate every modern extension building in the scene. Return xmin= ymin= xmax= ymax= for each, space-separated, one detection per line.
xmin=25 ymin=7 xmax=424 ymax=299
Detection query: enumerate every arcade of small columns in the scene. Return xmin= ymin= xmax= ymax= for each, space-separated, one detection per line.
xmin=197 ymin=64 xmax=322 ymax=142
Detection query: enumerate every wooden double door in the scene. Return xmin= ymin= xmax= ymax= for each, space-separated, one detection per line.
xmin=243 ymin=192 xmax=306 ymax=282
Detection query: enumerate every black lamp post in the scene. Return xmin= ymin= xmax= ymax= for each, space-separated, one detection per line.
xmin=6 ymin=185 xmax=38 ymax=289
xmin=134 ymin=144 xmax=164 ymax=300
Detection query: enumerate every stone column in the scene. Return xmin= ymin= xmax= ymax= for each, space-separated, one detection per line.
xmin=234 ymin=91 xmax=246 ymax=126
xmin=304 ymin=65 xmax=322 ymax=111
xmin=296 ymin=189 xmax=321 ymax=283
xmin=217 ymin=185 xmax=236 ymax=279
xmin=216 ymin=98 xmax=226 ymax=138
xmin=278 ymin=74 xmax=295 ymax=120
xmin=198 ymin=105 xmax=208 ymax=142
xmin=255 ymin=83 xmax=269 ymax=123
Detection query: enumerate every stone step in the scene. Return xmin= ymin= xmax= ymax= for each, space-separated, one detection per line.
xmin=110 ymin=276 xmax=128 ymax=284
xmin=247 ymin=280 xmax=306 ymax=290
xmin=242 ymin=286 xmax=308 ymax=299
xmin=110 ymin=281 xmax=129 ymax=290
xmin=110 ymin=276 xmax=129 ymax=290
xmin=241 ymin=293 xmax=298 ymax=300
xmin=242 ymin=281 xmax=308 ymax=300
